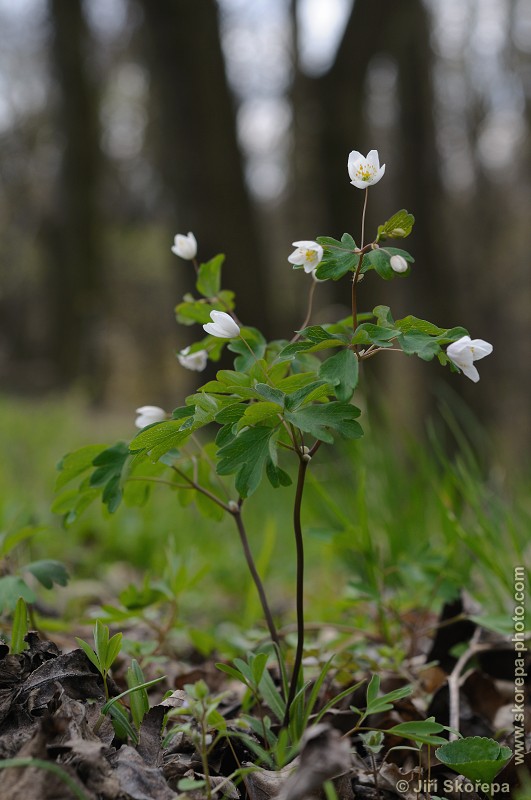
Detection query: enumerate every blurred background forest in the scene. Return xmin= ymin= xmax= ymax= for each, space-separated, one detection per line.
xmin=0 ymin=0 xmax=530 ymax=470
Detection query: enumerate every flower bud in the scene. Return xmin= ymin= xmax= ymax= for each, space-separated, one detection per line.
xmin=177 ymin=347 xmax=208 ymax=371
xmin=135 ymin=405 xmax=167 ymax=429
xmin=228 ymin=500 xmax=239 ymax=513
xmin=390 ymin=254 xmax=408 ymax=273
xmin=203 ymin=310 xmax=240 ymax=339
xmin=171 ymin=232 xmax=197 ymax=260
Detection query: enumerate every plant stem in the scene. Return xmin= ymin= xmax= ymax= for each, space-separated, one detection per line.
xmin=290 ymin=278 xmax=317 ymax=343
xmin=351 ymin=188 xmax=370 ymax=334
xmin=283 ymin=440 xmax=321 ymax=726
xmin=230 ymin=503 xmax=281 ymax=653
xmin=170 ymin=465 xmax=232 ymax=512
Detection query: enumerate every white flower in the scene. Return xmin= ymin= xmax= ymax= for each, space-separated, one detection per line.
xmin=177 ymin=346 xmax=208 ymax=371
xmin=171 ymin=232 xmax=197 ymax=260
xmin=348 ymin=149 xmax=386 ymax=189
xmin=203 ymin=310 xmax=240 ymax=339
xmin=288 ymin=240 xmax=324 ymax=274
xmin=135 ymin=405 xmax=167 ymax=429
xmin=446 ymin=336 xmax=493 ymax=383
xmin=390 ymin=254 xmax=408 ymax=273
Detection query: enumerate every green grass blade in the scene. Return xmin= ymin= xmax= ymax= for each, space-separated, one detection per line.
xmin=0 ymin=758 xmax=91 ymax=800
xmin=10 ymin=597 xmax=29 ymax=654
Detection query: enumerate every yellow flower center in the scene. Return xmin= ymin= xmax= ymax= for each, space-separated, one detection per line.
xmin=356 ymin=164 xmax=376 ymax=182
xmin=305 ymin=249 xmax=317 ymax=261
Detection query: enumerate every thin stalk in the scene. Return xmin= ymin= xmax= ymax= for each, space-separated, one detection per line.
xmin=290 ymin=278 xmax=317 ymax=343
xmin=283 ymin=439 xmax=321 ymax=726
xmin=351 ymin=188 xmax=369 ymax=334
xmin=230 ymin=503 xmax=281 ymax=654
xmin=170 ymin=465 xmax=231 ymax=512
xmin=200 ymin=705 xmax=213 ymax=800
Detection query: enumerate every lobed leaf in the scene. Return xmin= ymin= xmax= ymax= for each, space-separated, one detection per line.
xmin=196 ymin=253 xmax=224 ymax=297
xmin=315 ymin=233 xmax=359 ymax=280
xmin=376 ymin=209 xmax=415 ymax=241
xmin=319 ymin=349 xmax=359 ymax=402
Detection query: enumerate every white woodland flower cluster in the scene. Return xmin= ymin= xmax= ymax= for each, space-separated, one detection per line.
xmin=135 ymin=153 xmax=494 ymax=426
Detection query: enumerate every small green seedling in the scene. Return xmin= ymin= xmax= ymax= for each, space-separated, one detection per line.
xmin=75 ymin=619 xmax=123 ymax=699
xmin=10 ymin=596 xmax=30 ymax=654
xmin=436 ymin=737 xmax=512 ymax=795
xmin=346 ymin=673 xmax=413 ymax=736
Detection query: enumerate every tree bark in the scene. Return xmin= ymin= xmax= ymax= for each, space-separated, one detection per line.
xmin=46 ymin=0 xmax=106 ymax=398
xmin=137 ymin=0 xmax=268 ymax=332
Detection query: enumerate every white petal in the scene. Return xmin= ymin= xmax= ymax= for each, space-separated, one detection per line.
xmin=204 ymin=310 xmax=240 ymax=338
xmin=348 ymin=151 xmax=364 ymax=180
xmin=203 ymin=322 xmax=225 ymax=337
xmin=288 ymin=250 xmax=304 ymax=265
xmin=135 ymin=405 xmax=166 ymax=415
xmin=292 ymin=240 xmax=318 ymax=248
xmin=469 ymin=339 xmax=493 ymax=360
xmin=366 ymin=149 xmax=380 ymax=169
xmin=447 ymin=336 xmax=472 ymax=359
xmin=371 ymin=164 xmax=386 ymax=185
xmin=390 ymin=254 xmax=408 ymax=273
xmin=460 ymin=363 xmax=480 ymax=382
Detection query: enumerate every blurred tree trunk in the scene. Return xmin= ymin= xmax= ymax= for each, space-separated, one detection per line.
xmin=137 ymin=0 xmax=268 ymax=331
xmin=45 ymin=0 xmax=106 ymax=399
xmin=291 ymin=0 xmax=448 ymax=428
xmin=315 ymin=0 xmax=447 ymax=317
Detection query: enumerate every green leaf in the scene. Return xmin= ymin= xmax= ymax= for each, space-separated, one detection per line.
xmin=258 ymin=666 xmax=286 ymax=723
xmin=104 ymin=632 xmax=123 ymax=672
xmin=387 ymin=718 xmax=448 ymax=746
xmin=266 ymin=460 xmax=292 ymax=489
xmin=216 ymin=662 xmax=250 ymax=686
xmin=0 ymin=525 xmax=48 ymax=559
xmin=196 ymin=254 xmax=224 ymax=297
xmin=285 ymin=402 xmax=363 ymax=445
xmin=284 ymin=380 xmax=331 ymax=410
xmin=0 ymin=576 xmax=35 ymax=613
xmin=395 ymin=315 xmax=445 ymax=335
xmin=251 ymin=652 xmax=269 ymax=686
xmin=11 ymin=597 xmax=29 ymax=654
xmin=107 ymin=702 xmax=138 ymax=744
xmin=376 ymin=209 xmax=415 ymax=241
xmin=89 ymin=442 xmax=130 ymax=512
xmin=372 ymin=305 xmax=395 ymax=328
xmin=55 ymin=444 xmax=107 ymax=491
xmin=217 ymin=370 xmax=253 ymax=387
xmin=398 ymin=332 xmax=442 ymax=361
xmin=24 ymin=560 xmax=69 ymax=590
xmin=435 ymin=737 xmax=512 ymax=785
xmin=178 ymin=779 xmax=207 ymax=792
xmin=366 ymin=683 xmax=413 ymax=714
xmin=239 ymin=401 xmax=283 ymax=428
xmin=217 ymin=426 xmax=276 ymax=498
xmin=254 ymin=383 xmax=286 ymax=406
xmin=277 ymin=372 xmax=318 ymax=392
xmin=131 ymin=422 xmax=191 ymax=461
xmin=352 ymin=323 xmax=398 ymax=347
xmin=75 ymin=637 xmax=102 ymax=673
xmin=94 ymin=619 xmax=109 ymax=665
xmin=362 ymin=247 xmax=414 ymax=280
xmin=363 ymin=249 xmax=395 ymax=280
xmin=51 ymin=486 xmax=100 ymax=524
xmin=315 ymin=233 xmax=359 ymax=280
xmin=175 ymin=291 xmax=235 ymax=325
xmin=319 ymin=349 xmax=359 ymax=402
xmin=366 ymin=674 xmax=380 ymax=706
